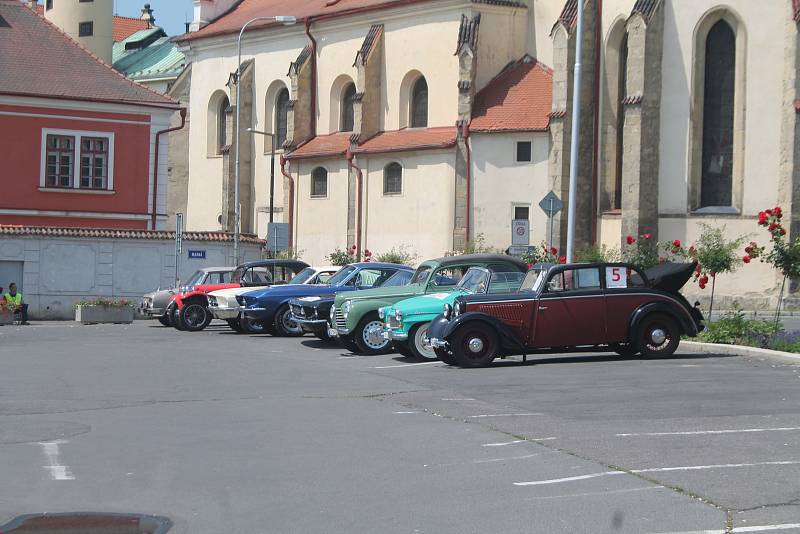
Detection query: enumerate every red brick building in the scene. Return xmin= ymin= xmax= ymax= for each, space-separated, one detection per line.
xmin=0 ymin=1 xmax=180 ymax=230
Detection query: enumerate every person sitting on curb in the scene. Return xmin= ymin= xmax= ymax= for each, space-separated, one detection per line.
xmin=4 ymin=283 xmax=28 ymax=325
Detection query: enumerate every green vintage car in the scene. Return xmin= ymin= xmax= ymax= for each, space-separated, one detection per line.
xmin=380 ymin=266 xmax=527 ymax=359
xmin=328 ymin=254 xmax=528 ymax=355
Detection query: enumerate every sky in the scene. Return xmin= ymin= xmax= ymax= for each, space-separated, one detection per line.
xmin=113 ymin=0 xmax=194 ymax=36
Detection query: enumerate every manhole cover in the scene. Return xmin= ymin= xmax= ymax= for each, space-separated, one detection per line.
xmin=0 ymin=513 xmax=171 ymax=533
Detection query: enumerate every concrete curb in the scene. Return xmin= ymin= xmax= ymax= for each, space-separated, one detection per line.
xmin=681 ymin=340 xmax=800 ymax=365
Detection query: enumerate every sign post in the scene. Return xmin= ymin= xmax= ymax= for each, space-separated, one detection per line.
xmin=174 ymin=213 xmax=183 ymax=285
xmin=266 ymin=222 xmax=289 ymax=255
xmin=538 ymin=191 xmax=563 ymax=253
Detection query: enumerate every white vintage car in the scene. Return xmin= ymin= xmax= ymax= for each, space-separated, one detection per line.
xmin=207 ymin=266 xmax=339 ymax=333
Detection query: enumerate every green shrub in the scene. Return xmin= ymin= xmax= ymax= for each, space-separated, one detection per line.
xmin=698 ymin=307 xmax=782 ymax=346
xmin=576 ymin=244 xmax=620 ymax=263
xmin=327 ymin=248 xmax=354 ymax=266
xmin=374 ymin=245 xmax=418 ymax=266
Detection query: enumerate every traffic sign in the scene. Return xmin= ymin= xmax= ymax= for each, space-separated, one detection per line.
xmin=511 ymin=219 xmax=530 ymax=246
xmin=539 ymin=191 xmax=563 ymax=216
xmin=267 ymin=222 xmax=289 ymax=253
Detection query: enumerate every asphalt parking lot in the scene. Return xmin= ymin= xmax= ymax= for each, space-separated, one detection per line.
xmin=0 ymin=321 xmax=799 ymax=533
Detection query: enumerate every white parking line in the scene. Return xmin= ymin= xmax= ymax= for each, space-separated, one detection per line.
xmin=38 ymin=440 xmax=74 ymax=481
xmin=514 ymin=460 xmax=800 ymax=486
xmin=372 ymin=362 xmax=440 ymax=369
xmin=483 ymin=440 xmax=526 ymax=447
xmin=392 ymin=411 xmax=418 ymax=414
xmin=653 ymin=524 xmax=800 ymax=534
xmin=617 ymin=426 xmax=800 ymax=437
xmin=467 ymin=413 xmax=543 ymax=418
xmin=526 ymin=485 xmax=663 ymax=502
xmin=441 ymin=398 xmax=477 ymax=401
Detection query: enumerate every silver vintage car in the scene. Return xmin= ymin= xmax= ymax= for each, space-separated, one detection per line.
xmin=139 ymin=267 xmax=232 ymax=326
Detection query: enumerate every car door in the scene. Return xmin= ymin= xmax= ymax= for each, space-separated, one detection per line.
xmin=530 ymin=266 xmax=606 ymax=348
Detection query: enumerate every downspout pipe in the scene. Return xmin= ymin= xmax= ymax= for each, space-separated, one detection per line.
xmin=304 ymin=19 xmax=318 ymax=137
xmin=346 ymin=149 xmax=364 ymax=259
xmin=461 ymin=120 xmax=472 ymax=246
xmin=279 ymin=154 xmax=295 ymax=249
xmin=152 ymin=108 xmax=186 ymax=229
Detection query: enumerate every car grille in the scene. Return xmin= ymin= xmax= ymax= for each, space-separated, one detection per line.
xmin=333 ymin=307 xmax=347 ymax=330
xmin=387 ymin=315 xmax=402 ymax=330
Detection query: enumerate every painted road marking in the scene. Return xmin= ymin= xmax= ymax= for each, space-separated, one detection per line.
xmin=617 ymin=426 xmax=800 ymax=437
xmin=392 ymin=411 xmax=418 ymax=414
xmin=483 ymin=438 xmax=557 ymax=447
xmin=372 ymin=362 xmax=440 ymax=369
xmin=38 ymin=440 xmax=74 ymax=481
xmin=652 ymin=524 xmax=800 ymax=534
xmin=525 ymin=485 xmax=663 ymax=501
xmin=441 ymin=398 xmax=477 ymax=401
xmin=467 ymin=413 xmax=543 ymax=418
xmin=424 ymin=452 xmax=550 ymax=468
xmin=514 ymin=460 xmax=800 ymax=486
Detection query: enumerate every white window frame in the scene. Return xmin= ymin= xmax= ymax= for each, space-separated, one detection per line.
xmin=40 ymin=128 xmax=115 ymax=191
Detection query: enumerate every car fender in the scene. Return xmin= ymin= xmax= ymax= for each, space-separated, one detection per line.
xmin=442 ymin=312 xmax=527 ymax=352
xmin=629 ymin=301 xmax=697 ymax=340
xmin=346 ymin=299 xmax=393 ymax=330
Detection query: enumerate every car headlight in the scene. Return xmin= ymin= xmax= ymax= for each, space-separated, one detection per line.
xmin=443 ymin=303 xmax=452 ymax=319
xmin=378 ymin=308 xmax=385 ymax=320
xmin=394 ymin=309 xmax=402 ymax=321
xmin=208 ymin=296 xmax=217 ymax=306
xmin=454 ymin=301 xmax=465 ymax=317
xmin=343 ymin=301 xmax=352 ymax=318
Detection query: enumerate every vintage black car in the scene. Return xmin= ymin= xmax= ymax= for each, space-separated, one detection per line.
xmin=427 ymin=262 xmax=704 ymax=368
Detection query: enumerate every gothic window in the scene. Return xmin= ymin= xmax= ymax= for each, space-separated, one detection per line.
xmin=410 ymin=77 xmax=428 ymax=128
xmin=311 ymin=167 xmax=328 ymax=198
xmin=275 ymin=88 xmax=290 ymax=147
xmin=341 ymin=83 xmax=356 ymax=132
xmin=383 ymin=162 xmax=402 ymax=195
xmin=700 ymin=20 xmax=736 ymax=207
xmin=217 ymin=95 xmax=230 ymax=153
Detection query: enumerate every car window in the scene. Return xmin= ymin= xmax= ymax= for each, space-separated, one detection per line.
xmin=410 ymin=266 xmax=432 ymax=285
xmin=354 ymin=269 xmax=382 ymax=288
xmin=488 ymin=272 xmax=525 ymax=293
xmin=243 ymin=267 xmax=272 ymax=286
xmin=521 ymin=270 xmax=546 ymax=291
xmin=315 ymin=270 xmax=337 ymax=284
xmin=430 ymin=267 xmax=465 ymax=287
xmin=327 ymin=265 xmax=356 ymax=286
xmin=289 ymin=267 xmax=315 ymax=285
xmin=546 ymin=268 xmax=601 ymax=293
xmin=381 ymin=269 xmax=412 ymax=287
xmin=208 ymin=272 xmax=230 ymax=284
xmin=185 ymin=270 xmax=205 ymax=286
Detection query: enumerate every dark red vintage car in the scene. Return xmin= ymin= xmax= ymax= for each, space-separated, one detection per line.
xmin=426 ymin=262 xmax=704 ymax=368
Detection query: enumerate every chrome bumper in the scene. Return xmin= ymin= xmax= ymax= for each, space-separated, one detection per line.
xmin=208 ymin=305 xmax=243 ymax=320
xmin=381 ymin=328 xmax=408 ymax=341
xmin=140 ymin=307 xmax=165 ymax=317
xmin=292 ymin=315 xmax=328 ymax=326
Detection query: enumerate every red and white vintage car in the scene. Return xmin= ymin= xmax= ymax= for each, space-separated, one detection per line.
xmin=427 ymin=262 xmax=704 ymax=368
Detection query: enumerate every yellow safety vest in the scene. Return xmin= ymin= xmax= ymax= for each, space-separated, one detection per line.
xmin=4 ymin=293 xmax=21 ymax=305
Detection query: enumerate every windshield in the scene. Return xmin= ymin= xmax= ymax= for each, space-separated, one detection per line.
xmin=458 ymin=268 xmax=490 ymax=294
xmin=410 ymin=266 xmax=432 ymax=285
xmin=381 ymin=269 xmax=413 ymax=287
xmin=521 ymin=270 xmax=547 ymax=291
xmin=185 ymin=270 xmax=205 ymax=286
xmin=326 ymin=265 xmax=356 ymax=286
xmin=289 ymin=267 xmax=316 ymax=285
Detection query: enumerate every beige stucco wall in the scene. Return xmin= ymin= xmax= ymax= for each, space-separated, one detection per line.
xmin=361 ymin=150 xmax=457 ymax=262
xmin=658 ymin=0 xmax=785 ymax=216
xmin=473 ymin=6 xmax=528 ymax=91
xmin=45 ymin=0 xmax=113 ymax=63
xmin=471 ymin=132 xmax=550 ymax=250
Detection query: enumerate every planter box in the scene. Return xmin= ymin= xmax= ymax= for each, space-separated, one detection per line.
xmin=0 ymin=310 xmax=14 ymax=325
xmin=75 ymin=305 xmax=134 ymax=324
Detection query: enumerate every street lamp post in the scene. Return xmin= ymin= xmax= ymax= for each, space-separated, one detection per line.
xmin=233 ymin=15 xmax=296 ymax=265
xmin=565 ymin=0 xmax=585 ymax=263
xmin=246 ymin=128 xmax=277 ymax=226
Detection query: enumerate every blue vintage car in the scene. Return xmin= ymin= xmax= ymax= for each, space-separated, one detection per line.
xmin=238 ymin=262 xmax=414 ymax=337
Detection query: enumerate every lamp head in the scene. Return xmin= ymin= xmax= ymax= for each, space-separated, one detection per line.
xmin=275 ymin=16 xmax=297 ymax=26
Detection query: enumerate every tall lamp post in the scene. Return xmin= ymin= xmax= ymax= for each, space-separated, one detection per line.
xmin=233 ymin=14 xmax=296 ymax=265
xmin=246 ymin=127 xmax=277 ymax=225
xmin=565 ymin=0 xmax=585 ymax=263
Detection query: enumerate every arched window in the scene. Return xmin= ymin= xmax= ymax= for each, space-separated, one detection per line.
xmin=275 ymin=88 xmax=290 ymax=147
xmin=311 ymin=167 xmax=328 ymax=198
xmin=410 ymin=77 xmax=428 ymax=128
xmin=383 ymin=162 xmax=402 ymax=195
xmin=217 ymin=95 xmax=229 ymax=152
xmin=700 ymin=20 xmax=736 ymax=207
xmin=340 ymin=83 xmax=356 ymax=132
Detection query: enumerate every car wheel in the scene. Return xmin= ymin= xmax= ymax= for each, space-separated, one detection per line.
xmin=435 ymin=348 xmax=456 ymax=365
xmin=354 ymin=313 xmax=392 ymax=355
xmin=180 ymin=302 xmax=212 ymax=332
xmin=226 ymin=318 xmax=243 ymax=332
xmin=611 ymin=343 xmax=639 ymax=357
xmin=273 ymin=304 xmax=304 ymax=337
xmin=240 ymin=315 xmax=267 ymax=334
xmin=638 ymin=314 xmax=680 ymax=358
xmin=158 ymin=314 xmax=171 ymax=327
xmin=394 ymin=341 xmax=415 ymax=358
xmin=407 ymin=322 xmax=437 ymax=360
xmin=337 ymin=335 xmax=361 ymax=353
xmin=172 ymin=306 xmax=185 ymax=331
xmin=452 ymin=322 xmax=498 ymax=368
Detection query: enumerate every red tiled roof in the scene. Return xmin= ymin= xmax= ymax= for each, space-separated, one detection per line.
xmin=34 ymin=5 xmax=150 ymax=41
xmin=470 ymin=55 xmax=552 ymax=133
xmin=353 ymin=127 xmax=457 ymax=154
xmin=0 ymin=2 xmax=177 ymax=108
xmin=286 ymin=132 xmax=352 ymax=160
xmin=0 ymin=225 xmax=264 ymax=244
xmin=179 ymin=0 xmax=438 ymax=43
